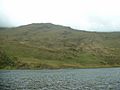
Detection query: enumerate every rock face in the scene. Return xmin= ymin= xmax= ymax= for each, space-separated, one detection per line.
xmin=0 ymin=23 xmax=120 ymax=69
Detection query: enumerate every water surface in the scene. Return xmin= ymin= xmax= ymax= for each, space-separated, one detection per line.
xmin=0 ymin=68 xmax=120 ymax=90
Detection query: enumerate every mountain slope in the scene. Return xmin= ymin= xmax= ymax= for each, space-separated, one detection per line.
xmin=0 ymin=23 xmax=120 ymax=69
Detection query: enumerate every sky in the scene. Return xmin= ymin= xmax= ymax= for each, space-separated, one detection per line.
xmin=0 ymin=0 xmax=120 ymax=31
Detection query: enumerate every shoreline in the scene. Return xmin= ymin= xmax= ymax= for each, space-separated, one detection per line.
xmin=1 ymin=65 xmax=120 ymax=70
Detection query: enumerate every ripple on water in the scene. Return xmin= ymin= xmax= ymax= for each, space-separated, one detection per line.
xmin=0 ymin=68 xmax=120 ymax=90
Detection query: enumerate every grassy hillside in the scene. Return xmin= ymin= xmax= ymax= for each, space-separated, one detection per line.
xmin=0 ymin=23 xmax=120 ymax=69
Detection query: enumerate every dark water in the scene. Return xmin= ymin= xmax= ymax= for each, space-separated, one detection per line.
xmin=0 ymin=68 xmax=120 ymax=90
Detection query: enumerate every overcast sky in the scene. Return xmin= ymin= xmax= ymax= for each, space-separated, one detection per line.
xmin=0 ymin=0 xmax=120 ymax=31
